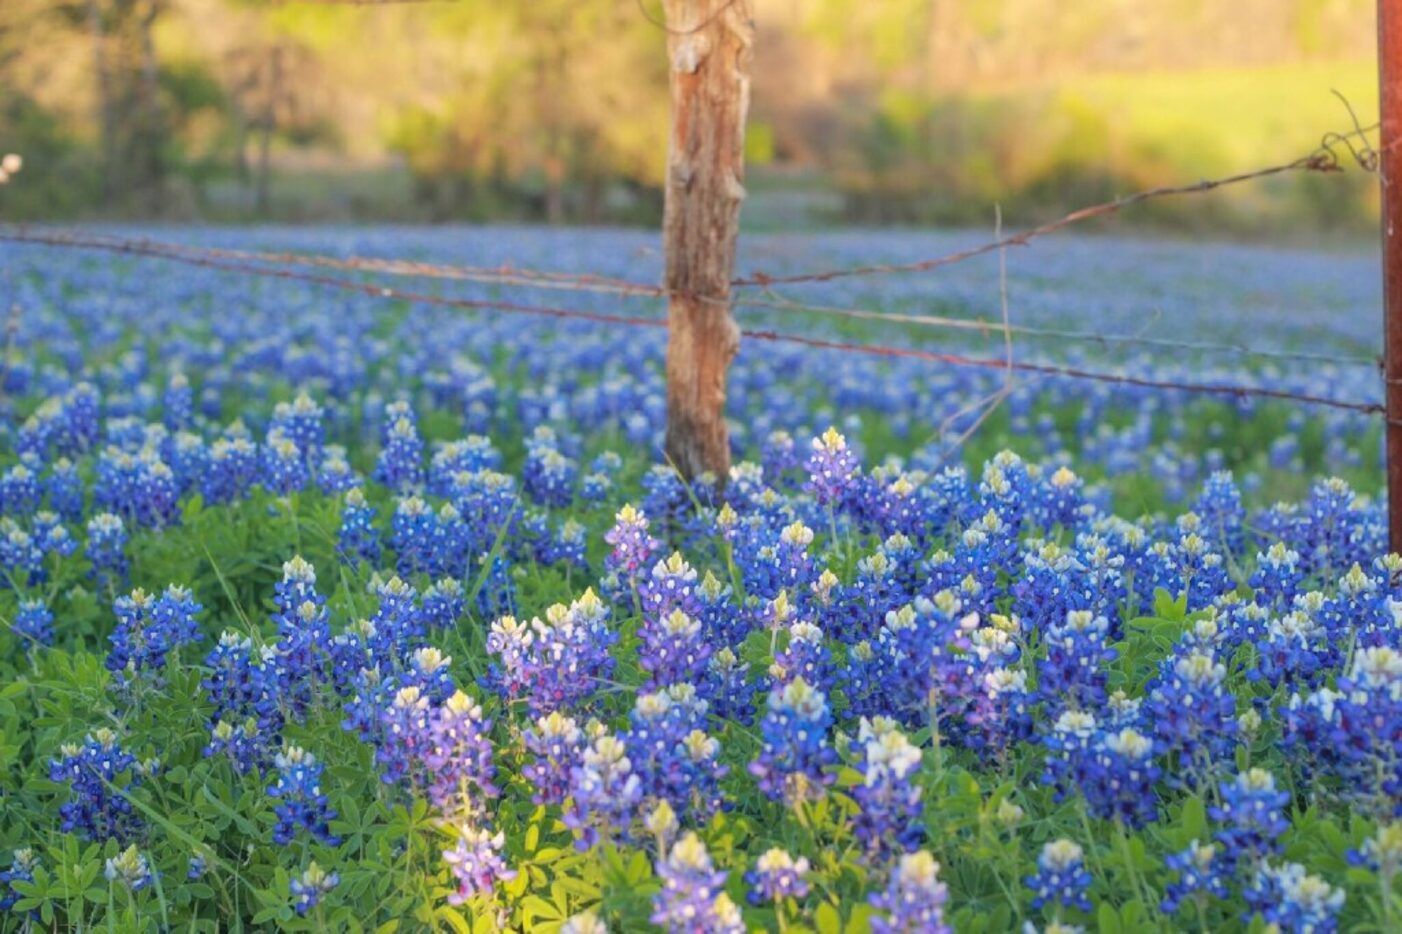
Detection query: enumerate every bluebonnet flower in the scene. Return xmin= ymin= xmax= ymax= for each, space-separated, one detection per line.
xmin=1080 ymin=727 xmax=1161 ymax=828
xmin=164 ymin=372 xmax=193 ymax=431
xmin=13 ymin=597 xmax=54 ymax=646
xmin=869 ymin=850 xmax=952 ymax=934
xmin=806 ymin=426 xmax=861 ymax=507
xmin=1025 ymin=839 xmax=1093 ymax=913
xmin=46 ymin=458 xmax=83 ymax=522
xmin=104 ymin=845 xmax=154 ymax=892
xmin=1211 ymin=768 xmax=1291 ymax=864
xmin=603 ymin=504 xmax=660 ymax=594
xmin=0 ymin=849 xmax=38 ymax=914
xmin=745 ymin=847 xmax=811 ymax=905
xmin=524 ymin=442 xmax=577 ymax=508
xmin=317 ymin=448 xmax=358 ymax=494
xmin=269 ymin=392 xmax=325 ymax=467
xmin=423 ymin=691 xmax=497 ymax=813
xmin=422 ymin=578 xmax=466 ymax=630
xmin=485 ymin=590 xmax=616 ymax=715
xmin=749 ymin=677 xmax=837 ymax=804
xmin=268 ymin=745 xmax=340 ymax=846
xmin=639 ymin=608 xmax=711 ymax=689
xmin=1243 ymin=862 xmax=1344 ymax=933
xmin=203 ymin=717 xmax=271 ymax=775
xmin=262 ymin=432 xmax=310 ymax=496
xmin=336 ymin=487 xmax=380 ymax=567
xmin=202 ymin=437 xmax=259 ymax=504
xmin=565 ymin=730 xmax=642 ymax=850
xmin=291 ymin=862 xmax=339 ymax=916
xmin=374 ymin=412 xmax=424 ymax=493
xmin=0 ymin=522 xmax=45 ymax=586
xmin=376 ymin=684 xmax=434 ymax=785
xmin=1146 ymin=647 xmax=1238 ymax=785
xmin=1283 ymin=643 xmax=1402 ymax=817
xmin=1161 ymin=840 xmax=1229 ymax=915
xmin=443 ymin=823 xmax=516 ymax=904
xmin=761 ymin=429 xmax=800 ymax=488
xmin=850 ymin=717 xmax=925 ymax=859
xmin=625 ymin=689 xmax=727 ymax=824
xmin=1038 ymin=610 xmax=1117 ymax=714
xmin=523 ymin=710 xmax=585 ymax=806
xmin=1249 ymin=542 xmax=1304 ymax=610
xmin=106 ymin=586 xmax=203 ymax=678
xmin=699 ymin=644 xmax=761 ymax=722
xmin=49 ymin=728 xmax=145 ymax=842
xmin=651 ymin=832 xmax=744 ymax=934
xmin=0 ymin=461 xmax=41 ymax=516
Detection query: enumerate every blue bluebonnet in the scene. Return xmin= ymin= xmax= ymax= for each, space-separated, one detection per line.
xmin=163 ymin=372 xmax=193 ymax=431
xmin=0 ymin=461 xmax=41 ymax=516
xmin=336 ymin=487 xmax=380 ymax=567
xmin=106 ymin=585 xmax=203 ymax=678
xmin=625 ymin=689 xmax=727 ymax=824
xmin=1 ymin=522 xmax=45 ymax=586
xmin=749 ymin=676 xmax=837 ymax=804
xmin=104 ymin=845 xmax=154 ymax=892
xmin=291 ymin=862 xmax=339 ymax=916
xmin=202 ymin=437 xmax=259 ymax=504
xmin=1211 ymin=768 xmax=1291 ymax=864
xmin=13 ymin=597 xmax=54 ymax=646
xmin=850 ymin=717 xmax=925 ymax=860
xmin=1146 ymin=647 xmax=1238 ymax=785
xmin=1281 ymin=644 xmax=1402 ymax=819
xmin=1243 ymin=862 xmax=1344 ymax=933
xmin=0 ymin=849 xmax=38 ymax=914
xmin=374 ymin=410 xmax=424 ymax=493
xmin=45 ymin=458 xmax=84 ymax=522
xmin=1025 ymin=839 xmax=1093 ymax=913
xmin=485 ymin=590 xmax=615 ymax=715
xmin=268 ymin=745 xmax=340 ymax=846
xmin=262 ymin=432 xmax=311 ymax=496
xmin=1080 ymin=727 xmax=1161 ymax=828
xmin=1038 ymin=610 xmax=1117 ymax=714
xmin=48 ymin=728 xmax=145 ymax=842
xmin=1160 ymin=840 xmax=1229 ymax=915
xmin=869 ymin=850 xmax=952 ymax=934
xmin=523 ymin=438 xmax=577 ymax=508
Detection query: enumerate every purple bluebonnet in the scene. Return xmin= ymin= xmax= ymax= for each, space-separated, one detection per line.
xmin=650 ymin=832 xmax=744 ymax=934
xmin=603 ymin=504 xmax=660 ymax=595
xmin=745 ymin=847 xmax=811 ymax=905
xmin=523 ymin=710 xmax=585 ymax=806
xmin=443 ymin=823 xmax=516 ymax=905
xmin=422 ymin=691 xmax=497 ymax=813
xmin=485 ymin=589 xmax=616 ymax=716
xmin=565 ymin=730 xmax=642 ymax=850
xmin=806 ymin=427 xmax=861 ymax=507
xmin=869 ymin=850 xmax=952 ymax=934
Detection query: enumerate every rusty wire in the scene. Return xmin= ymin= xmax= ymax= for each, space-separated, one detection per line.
xmin=0 ymin=227 xmax=1382 ymax=418
xmin=0 ymin=225 xmax=1379 ymax=369
xmin=730 ymin=125 xmax=1378 ymax=289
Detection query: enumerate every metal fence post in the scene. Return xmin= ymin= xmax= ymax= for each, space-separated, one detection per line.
xmin=1381 ymin=0 xmax=1402 ymax=551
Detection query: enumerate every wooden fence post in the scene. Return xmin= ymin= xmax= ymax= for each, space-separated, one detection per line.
xmin=1381 ymin=0 xmax=1402 ymax=551
xmin=661 ymin=0 xmax=754 ymax=483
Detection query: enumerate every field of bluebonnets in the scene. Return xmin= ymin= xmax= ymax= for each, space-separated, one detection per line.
xmin=0 ymin=226 xmax=1397 ymax=933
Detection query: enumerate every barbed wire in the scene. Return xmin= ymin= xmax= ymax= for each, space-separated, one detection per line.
xmin=730 ymin=125 xmax=1380 ymax=289
xmin=0 ymin=226 xmax=1377 ymax=369
xmin=0 ymin=227 xmax=1382 ymax=418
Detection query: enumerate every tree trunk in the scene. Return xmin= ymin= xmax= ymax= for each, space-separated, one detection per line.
xmin=661 ymin=0 xmax=754 ymax=484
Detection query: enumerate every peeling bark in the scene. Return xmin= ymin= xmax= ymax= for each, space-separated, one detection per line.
xmin=662 ymin=0 xmax=754 ymax=485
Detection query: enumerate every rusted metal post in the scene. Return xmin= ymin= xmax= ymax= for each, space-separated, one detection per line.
xmin=661 ymin=0 xmax=754 ymax=483
xmin=1382 ymin=0 xmax=1402 ymax=551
